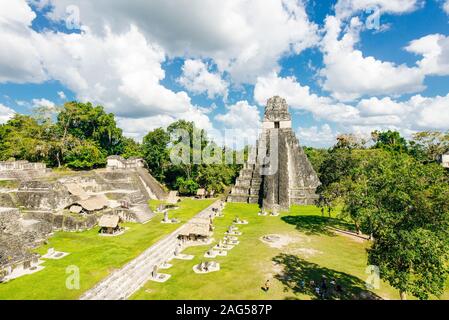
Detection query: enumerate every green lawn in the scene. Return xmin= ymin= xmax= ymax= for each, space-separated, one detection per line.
xmin=0 ymin=198 xmax=215 ymax=300
xmin=131 ymin=203 xmax=406 ymax=300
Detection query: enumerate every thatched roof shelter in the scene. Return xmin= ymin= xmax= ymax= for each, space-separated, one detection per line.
xmin=166 ymin=191 xmax=180 ymax=204
xmin=196 ymin=189 xmax=206 ymax=196
xmin=65 ymin=183 xmax=89 ymax=200
xmin=98 ymin=215 xmax=120 ymax=228
xmin=71 ymin=195 xmax=109 ymax=212
xmin=179 ymin=223 xmax=211 ymax=238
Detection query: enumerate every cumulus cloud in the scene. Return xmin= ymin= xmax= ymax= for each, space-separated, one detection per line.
xmin=31 ymin=98 xmax=56 ymax=109
xmin=320 ymin=16 xmax=425 ymax=101
xmin=57 ymin=91 xmax=66 ymax=99
xmin=0 ymin=0 xmax=47 ymax=83
xmin=215 ymin=101 xmax=260 ymax=128
xmin=254 ymin=72 xmax=449 ymax=134
xmin=0 ymin=103 xmax=15 ymax=124
xmin=118 ymin=105 xmax=214 ymax=140
xmin=42 ymin=0 xmax=319 ymax=83
xmin=444 ymin=0 xmax=449 ymax=15
xmin=296 ymin=124 xmax=338 ymax=147
xmin=406 ymin=34 xmax=449 ymax=76
xmin=35 ymin=26 xmax=195 ymax=118
xmin=178 ymin=59 xmax=228 ymax=99
xmin=215 ymin=100 xmax=261 ymax=146
xmin=334 ymin=0 xmax=424 ymax=19
xmin=254 ymin=73 xmax=359 ymax=123
xmin=0 ymin=0 xmax=216 ymax=140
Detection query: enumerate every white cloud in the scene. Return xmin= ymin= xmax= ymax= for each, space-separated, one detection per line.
xmin=215 ymin=101 xmax=260 ymax=128
xmin=334 ymin=0 xmax=423 ymax=19
xmin=254 ymin=73 xmax=359 ymax=123
xmin=35 ymin=26 xmax=195 ymax=118
xmin=406 ymin=34 xmax=449 ymax=76
xmin=0 ymin=1 xmax=214 ymax=122
xmin=0 ymin=103 xmax=15 ymax=124
xmin=43 ymin=0 xmax=319 ymax=83
xmin=406 ymin=94 xmax=449 ymax=129
xmin=296 ymin=124 xmax=338 ymax=147
xmin=444 ymin=0 xmax=449 ymax=15
xmin=57 ymin=91 xmax=66 ymax=99
xmin=31 ymin=98 xmax=56 ymax=110
xmin=254 ymin=72 xmax=449 ymax=134
xmin=0 ymin=0 xmax=47 ymax=83
xmin=215 ymin=100 xmax=261 ymax=147
xmin=178 ymin=59 xmax=228 ymax=98
xmin=357 ymin=97 xmax=405 ymax=116
xmin=320 ymin=16 xmax=425 ymax=101
xmin=118 ymin=105 xmax=214 ymax=141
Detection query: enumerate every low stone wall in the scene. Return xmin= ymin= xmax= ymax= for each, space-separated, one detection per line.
xmin=15 ymin=181 xmax=75 ymax=211
xmin=0 ymin=161 xmax=46 ymax=171
xmin=23 ymin=211 xmax=99 ymax=232
xmin=0 ymin=161 xmax=48 ymax=181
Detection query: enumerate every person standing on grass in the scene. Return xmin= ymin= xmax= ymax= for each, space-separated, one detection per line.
xmin=263 ymin=279 xmax=271 ymax=292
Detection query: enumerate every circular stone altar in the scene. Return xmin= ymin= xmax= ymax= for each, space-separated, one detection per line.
xmin=259 ymin=234 xmax=294 ymax=248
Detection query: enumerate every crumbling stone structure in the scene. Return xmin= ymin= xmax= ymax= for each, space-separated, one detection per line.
xmin=0 ymin=160 xmax=48 ymax=180
xmin=227 ymin=96 xmax=320 ymax=210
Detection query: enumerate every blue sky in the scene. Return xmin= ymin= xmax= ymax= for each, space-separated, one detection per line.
xmin=0 ymin=0 xmax=448 ymax=147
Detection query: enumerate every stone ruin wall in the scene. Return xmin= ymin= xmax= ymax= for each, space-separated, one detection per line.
xmin=0 ymin=161 xmax=48 ymax=180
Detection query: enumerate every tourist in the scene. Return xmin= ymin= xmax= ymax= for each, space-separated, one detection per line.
xmin=336 ymin=283 xmax=343 ymax=294
xmin=263 ymin=279 xmax=271 ymax=292
xmin=321 ymin=276 xmax=327 ymax=296
xmin=310 ymin=280 xmax=315 ymax=288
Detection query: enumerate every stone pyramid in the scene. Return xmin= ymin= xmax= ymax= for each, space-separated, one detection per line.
xmin=227 ymin=96 xmax=320 ymax=210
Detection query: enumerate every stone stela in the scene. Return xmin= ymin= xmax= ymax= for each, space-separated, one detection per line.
xmin=227 ymin=96 xmax=320 ymax=211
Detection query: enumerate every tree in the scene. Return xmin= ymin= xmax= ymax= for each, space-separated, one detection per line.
xmin=303 ymin=147 xmax=328 ymax=173
xmin=197 ymin=164 xmax=235 ymax=193
xmin=410 ymin=131 xmax=449 ymax=163
xmin=371 ymin=130 xmax=408 ymax=153
xmin=175 ymin=177 xmax=199 ymax=195
xmin=142 ymin=128 xmax=170 ymax=181
xmin=56 ymin=101 xmax=123 ymax=155
xmin=0 ymin=114 xmax=50 ymax=162
xmin=119 ymin=137 xmax=143 ymax=159
xmin=341 ymin=152 xmax=449 ymax=299
xmin=63 ymin=140 xmax=106 ymax=170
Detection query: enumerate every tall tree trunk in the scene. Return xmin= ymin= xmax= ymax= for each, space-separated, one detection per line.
xmin=354 ymin=221 xmax=361 ymax=235
xmin=56 ymin=151 xmax=61 ymax=168
xmin=400 ymin=291 xmax=407 ymax=300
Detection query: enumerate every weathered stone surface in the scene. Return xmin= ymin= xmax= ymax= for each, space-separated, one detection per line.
xmin=16 ymin=181 xmax=75 ymax=211
xmin=227 ymin=96 xmax=320 ymax=210
xmin=0 ymin=160 xmax=48 ymax=181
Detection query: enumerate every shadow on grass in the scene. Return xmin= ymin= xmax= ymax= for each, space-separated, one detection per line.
xmin=273 ymin=254 xmax=381 ymax=300
xmin=281 ymin=215 xmax=355 ymax=236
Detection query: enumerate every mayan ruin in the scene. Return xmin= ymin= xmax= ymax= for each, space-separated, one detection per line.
xmin=227 ymin=96 xmax=320 ymax=210
xmin=1 ymin=1 xmax=448 ymax=308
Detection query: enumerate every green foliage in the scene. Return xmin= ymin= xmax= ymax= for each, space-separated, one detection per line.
xmin=197 ymin=164 xmax=235 ymax=193
xmin=316 ymin=131 xmax=449 ymax=299
xmin=142 ymin=128 xmax=170 ymax=181
xmin=175 ymin=177 xmax=199 ymax=195
xmin=120 ymin=137 xmax=143 ymax=159
xmin=142 ymin=120 xmax=241 ymax=194
xmin=320 ymin=147 xmax=449 ymax=299
xmin=409 ymin=131 xmax=449 ymax=163
xmin=371 ymin=130 xmax=408 ymax=153
xmin=303 ymin=147 xmax=328 ymax=173
xmin=63 ymin=140 xmax=106 ymax=169
xmin=57 ymin=101 xmax=123 ymax=155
